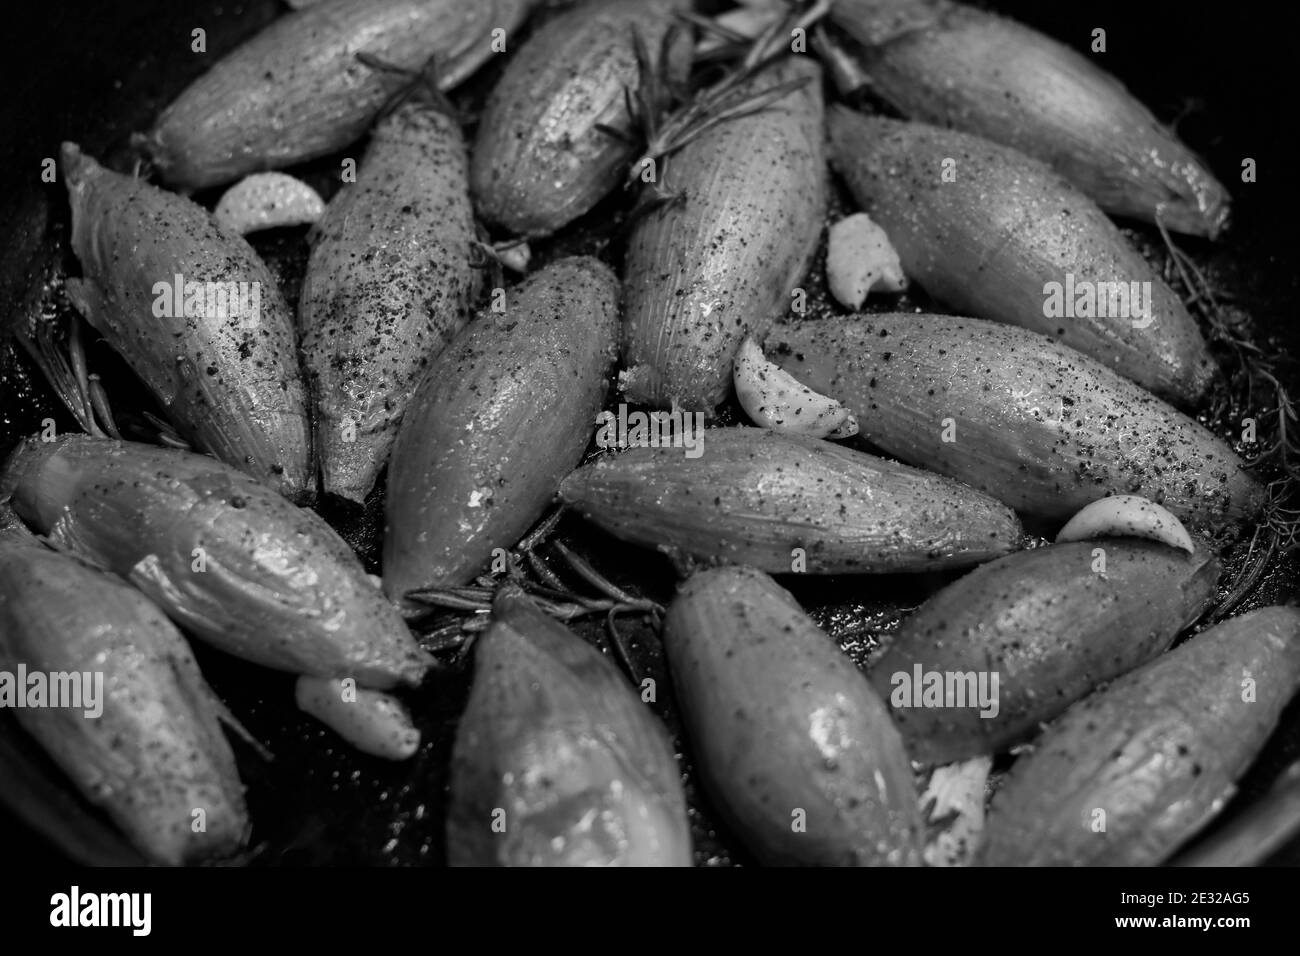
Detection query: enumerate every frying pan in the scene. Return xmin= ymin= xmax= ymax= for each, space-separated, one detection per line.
xmin=2 ymin=0 xmax=1299 ymax=866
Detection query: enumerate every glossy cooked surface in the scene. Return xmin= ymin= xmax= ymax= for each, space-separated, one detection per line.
xmin=471 ymin=0 xmax=690 ymax=237
xmin=382 ymin=256 xmax=619 ymax=599
xmin=767 ymin=315 xmax=1264 ymax=530
xmin=447 ymin=589 xmax=692 ymax=866
xmin=982 ymin=606 xmax=1300 ymax=865
xmin=0 ymin=541 xmax=247 ymax=865
xmin=3 ymin=0 xmax=1298 ymax=869
xmin=559 ymin=426 xmax=1024 ymax=573
xmin=621 ymin=56 xmax=827 ymax=412
xmin=828 ymin=108 xmax=1214 ymax=405
xmin=4 ymin=435 xmax=429 ymax=689
xmin=300 ymin=102 xmax=480 ymax=504
xmin=62 ymin=144 xmax=311 ymax=498
xmin=831 ymin=0 xmax=1230 ymax=237
xmin=666 ymin=566 xmax=923 ymax=865
xmin=144 ymin=0 xmax=532 ymax=190
xmin=870 ymin=539 xmax=1221 ymax=764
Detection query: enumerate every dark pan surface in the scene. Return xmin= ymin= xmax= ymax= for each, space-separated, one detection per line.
xmin=2 ymin=0 xmax=1299 ymax=866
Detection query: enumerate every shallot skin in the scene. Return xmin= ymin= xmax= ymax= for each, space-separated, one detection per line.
xmin=3 ymin=435 xmax=430 ymax=691
xmin=471 ymin=0 xmax=692 ymax=238
xmin=383 ymin=257 xmax=619 ymax=601
xmin=621 ymin=56 xmax=827 ymax=413
xmin=831 ymin=0 xmax=1231 ymax=238
xmin=447 ymin=589 xmax=692 ymax=867
xmin=982 ymin=606 xmax=1300 ymax=866
xmin=871 ymin=540 xmax=1220 ymax=765
xmin=560 ymin=427 xmax=1024 ymax=574
xmin=62 ymin=144 xmax=311 ymax=499
xmin=141 ymin=0 xmax=533 ymax=191
xmin=767 ymin=315 xmax=1264 ymax=533
xmin=300 ymin=101 xmax=481 ymax=504
xmin=827 ymin=109 xmax=1215 ymax=406
xmin=0 ymin=539 xmax=248 ymax=866
xmin=666 ymin=566 xmax=924 ymax=866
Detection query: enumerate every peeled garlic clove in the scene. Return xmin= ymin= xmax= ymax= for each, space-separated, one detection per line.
xmin=213 ymin=171 xmax=325 ymax=234
xmin=1056 ymin=494 xmax=1195 ymax=553
xmin=295 ymin=677 xmax=420 ymax=760
xmin=922 ymin=756 xmax=992 ymax=867
xmin=494 ymin=240 xmax=531 ymax=274
xmin=826 ymin=212 xmax=907 ymax=310
xmin=733 ymin=336 xmax=858 ymax=439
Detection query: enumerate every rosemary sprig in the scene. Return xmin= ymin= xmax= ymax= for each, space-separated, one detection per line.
xmin=1158 ymin=218 xmax=1300 ymax=614
xmin=403 ymin=508 xmax=663 ymax=678
xmin=597 ymin=0 xmax=830 ymax=206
